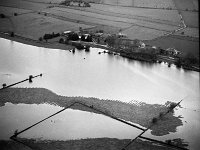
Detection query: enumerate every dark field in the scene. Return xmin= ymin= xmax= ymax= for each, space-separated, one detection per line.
xmin=0 ymin=138 xmax=180 ymax=150
xmin=145 ymin=35 xmax=199 ymax=58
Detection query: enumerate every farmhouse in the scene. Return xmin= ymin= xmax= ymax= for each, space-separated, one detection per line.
xmin=159 ymin=48 xmax=180 ymax=57
xmin=62 ymin=0 xmax=91 ymax=7
xmin=117 ymin=38 xmax=145 ymax=49
xmin=165 ymin=48 xmax=180 ymax=56
xmin=63 ymin=31 xmax=72 ymax=36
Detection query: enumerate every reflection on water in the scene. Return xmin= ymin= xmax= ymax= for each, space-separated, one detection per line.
xmin=144 ymin=107 xmax=200 ymax=150
xmin=0 ymin=38 xmax=199 ymax=149
xmin=0 ymin=103 xmax=141 ymax=140
xmin=0 ymin=38 xmax=199 ymax=107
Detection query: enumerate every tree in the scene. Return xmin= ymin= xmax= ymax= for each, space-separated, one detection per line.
xmin=39 ymin=37 xmax=43 ymax=41
xmin=68 ymin=32 xmax=79 ymax=41
xmin=184 ymin=53 xmax=198 ymax=65
xmin=59 ymin=38 xmax=64 ymax=44
xmin=0 ymin=13 xmax=5 ymax=18
xmin=10 ymin=32 xmax=14 ymax=37
xmin=105 ymin=35 xmax=116 ymax=47
xmin=79 ymin=27 xmax=83 ymax=33
xmin=99 ymin=30 xmax=104 ymax=33
xmin=86 ymin=35 xmax=92 ymax=42
xmin=81 ymin=35 xmax=85 ymax=41
xmin=175 ymin=58 xmax=182 ymax=68
xmin=43 ymin=34 xmax=51 ymax=42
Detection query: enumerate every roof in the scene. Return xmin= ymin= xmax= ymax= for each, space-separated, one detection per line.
xmin=63 ymin=31 xmax=72 ymax=34
xmin=166 ymin=48 xmax=180 ymax=53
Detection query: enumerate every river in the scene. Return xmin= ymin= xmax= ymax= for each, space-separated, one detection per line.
xmin=0 ymin=37 xmax=199 ymax=149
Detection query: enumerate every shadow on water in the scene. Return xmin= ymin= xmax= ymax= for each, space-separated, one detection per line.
xmin=0 ymin=103 xmax=142 ymax=141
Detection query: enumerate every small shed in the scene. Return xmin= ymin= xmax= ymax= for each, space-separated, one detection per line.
xmin=166 ymin=48 xmax=180 ymax=56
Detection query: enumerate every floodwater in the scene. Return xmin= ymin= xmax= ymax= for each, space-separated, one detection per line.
xmin=0 ymin=38 xmax=199 ymax=105
xmin=0 ymin=103 xmax=142 ymax=140
xmin=0 ymin=38 xmax=199 ymax=149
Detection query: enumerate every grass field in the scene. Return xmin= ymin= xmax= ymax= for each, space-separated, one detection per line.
xmin=145 ymin=35 xmax=199 ymax=58
xmin=174 ymin=27 xmax=199 ymax=37
xmin=90 ymin=3 xmax=180 ymax=23
xmin=49 ymin=3 xmax=181 ymax=40
xmin=120 ymin=26 xmax=166 ymax=40
xmin=181 ymin=11 xmax=199 ymax=28
xmin=173 ymin=0 xmax=197 ymax=11
xmin=0 ymin=138 xmax=177 ymax=150
xmin=172 ymin=0 xmax=199 ymax=28
xmin=133 ymin=0 xmax=176 ymax=9
xmin=94 ymin=0 xmax=176 ymax=9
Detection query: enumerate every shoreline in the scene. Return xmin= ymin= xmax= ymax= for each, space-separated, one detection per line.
xmin=0 ymin=32 xmax=74 ymax=51
xmin=1 ymin=32 xmax=199 ymax=72
xmin=0 ymin=138 xmax=182 ymax=150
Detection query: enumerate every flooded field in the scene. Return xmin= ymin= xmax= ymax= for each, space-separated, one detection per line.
xmin=0 ymin=103 xmax=142 ymax=141
xmin=0 ymin=38 xmax=199 ymax=149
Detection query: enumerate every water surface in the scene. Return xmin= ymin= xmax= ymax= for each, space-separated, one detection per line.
xmin=0 ymin=38 xmax=199 ymax=107
xmin=0 ymin=103 xmax=141 ymax=140
xmin=0 ymin=38 xmax=199 ymax=149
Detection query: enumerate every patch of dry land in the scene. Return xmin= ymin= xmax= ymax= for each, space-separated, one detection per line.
xmin=0 ymin=88 xmax=184 ymax=150
xmin=0 ymin=88 xmax=182 ymax=136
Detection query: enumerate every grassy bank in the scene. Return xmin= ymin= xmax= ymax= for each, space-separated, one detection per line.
xmin=0 ymin=32 xmax=74 ymax=51
xmin=0 ymin=138 xmax=180 ymax=150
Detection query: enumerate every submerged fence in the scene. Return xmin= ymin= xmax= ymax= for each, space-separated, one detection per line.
xmin=1 ymin=73 xmax=188 ymax=149
xmin=0 ymin=73 xmax=43 ymax=90
xmin=9 ymin=99 xmax=188 ymax=150
xmin=120 ymin=99 xmax=188 ymax=150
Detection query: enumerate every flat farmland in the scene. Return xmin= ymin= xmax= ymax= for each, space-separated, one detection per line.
xmin=48 ymin=6 xmax=179 ymax=40
xmin=173 ymin=0 xmax=197 ymax=10
xmin=68 ymin=5 xmax=179 ymax=27
xmin=192 ymin=0 xmax=199 ymax=10
xmin=0 ymin=0 xmax=49 ymax=11
xmin=174 ymin=27 xmax=199 ymax=38
xmin=21 ymin=0 xmax=64 ymax=3
xmin=51 ymin=7 xmax=178 ymax=30
xmin=13 ymin=14 xmax=92 ymax=39
xmin=98 ymin=0 xmax=176 ymax=9
xmin=48 ymin=7 xmax=132 ymax=28
xmin=0 ymin=0 xmax=198 ymax=42
xmin=0 ymin=6 xmax=32 ymax=16
xmin=181 ymin=11 xmax=199 ymax=28
xmin=0 ymin=9 xmax=93 ymax=39
xmin=145 ymin=35 xmax=199 ymax=57
xmin=46 ymin=11 xmax=131 ymax=30
xmin=90 ymin=3 xmax=180 ymax=23
xmin=103 ymin=0 xmax=133 ymax=6
xmin=120 ymin=26 xmax=166 ymax=40
xmin=133 ymin=0 xmax=176 ymax=9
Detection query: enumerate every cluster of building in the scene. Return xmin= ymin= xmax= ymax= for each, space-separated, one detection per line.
xmin=61 ymin=0 xmax=91 ymax=7
xmin=93 ymin=32 xmax=180 ymax=57
xmin=61 ymin=30 xmax=180 ymax=58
